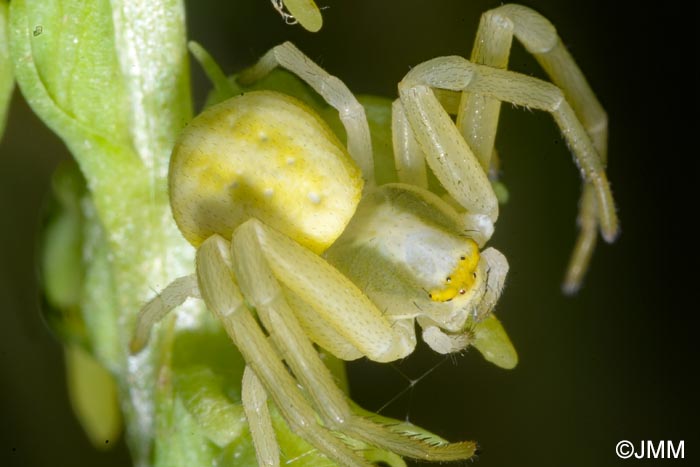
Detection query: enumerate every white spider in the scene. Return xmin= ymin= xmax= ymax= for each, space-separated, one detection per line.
xmin=131 ymin=4 xmax=618 ymax=466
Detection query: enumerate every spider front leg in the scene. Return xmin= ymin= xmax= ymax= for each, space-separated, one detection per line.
xmin=132 ymin=219 xmax=482 ymax=465
xmin=196 ymin=234 xmax=373 ymax=467
xmin=231 ymin=218 xmax=477 ymax=462
xmin=459 ymin=4 xmax=611 ymax=292
xmin=396 ymin=57 xmax=619 ymax=246
xmin=391 ymin=94 xmax=498 ymax=246
xmin=132 ymin=237 xmax=368 ymax=466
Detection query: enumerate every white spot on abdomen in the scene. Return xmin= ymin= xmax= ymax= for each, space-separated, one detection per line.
xmin=308 ymin=192 xmax=321 ymax=204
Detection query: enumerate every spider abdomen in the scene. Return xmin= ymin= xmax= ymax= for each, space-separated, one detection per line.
xmin=169 ymin=91 xmax=363 ymax=253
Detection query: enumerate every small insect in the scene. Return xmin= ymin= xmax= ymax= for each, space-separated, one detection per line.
xmin=131 ymin=4 xmax=618 ymax=466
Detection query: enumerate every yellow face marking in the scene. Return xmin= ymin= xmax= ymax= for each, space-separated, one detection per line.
xmin=428 ymin=239 xmax=480 ymax=302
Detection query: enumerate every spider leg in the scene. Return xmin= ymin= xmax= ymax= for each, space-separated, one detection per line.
xmin=232 ymin=219 xmax=477 ymax=462
xmin=197 ymin=234 xmax=371 ymax=467
xmin=236 ymin=219 xmax=412 ymax=363
xmin=398 ymin=57 xmax=619 ymax=244
xmin=391 ymin=99 xmax=428 ymax=188
xmin=238 ymin=42 xmax=375 ymax=184
xmin=564 ymin=186 xmax=599 ymax=293
xmin=461 ymin=4 xmax=608 ymax=167
xmin=130 ymin=274 xmax=199 ymax=353
xmin=474 ymin=248 xmax=509 ymax=320
xmin=461 ymin=4 xmax=610 ymax=292
xmin=242 ymin=365 xmax=278 ymax=467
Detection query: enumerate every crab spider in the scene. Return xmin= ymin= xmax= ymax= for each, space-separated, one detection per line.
xmin=131 ymin=4 xmax=618 ymax=465
xmin=131 ymin=88 xmax=502 ymax=465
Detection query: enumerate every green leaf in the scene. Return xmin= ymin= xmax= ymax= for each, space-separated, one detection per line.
xmin=472 ymin=314 xmax=518 ymax=370
xmin=39 ymin=162 xmax=87 ymax=344
xmin=9 ymin=0 xmax=191 ymax=222
xmin=10 ymin=0 xmax=196 ymax=464
xmin=64 ymin=344 xmax=122 ymax=449
xmin=153 ymin=396 xmax=221 ymax=467
xmin=175 ymin=367 xmax=247 ymax=448
xmin=0 ymin=0 xmax=13 ymax=139
xmin=282 ymin=0 xmax=323 ymax=32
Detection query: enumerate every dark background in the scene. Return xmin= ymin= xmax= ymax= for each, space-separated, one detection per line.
xmin=1 ymin=1 xmax=696 ymax=466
